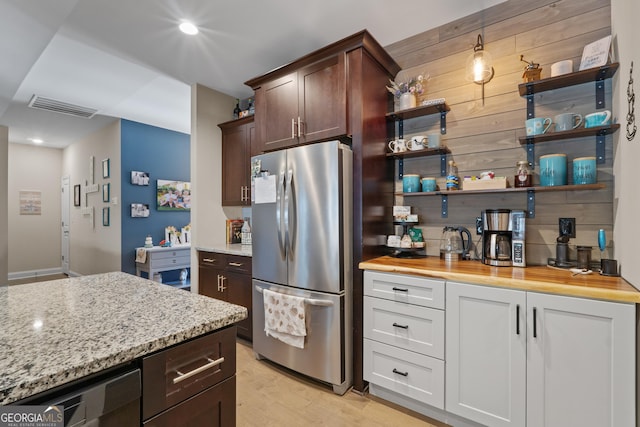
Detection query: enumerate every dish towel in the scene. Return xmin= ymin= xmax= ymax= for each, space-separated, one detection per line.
xmin=263 ymin=288 xmax=307 ymax=349
xmin=135 ymin=248 xmax=147 ymax=263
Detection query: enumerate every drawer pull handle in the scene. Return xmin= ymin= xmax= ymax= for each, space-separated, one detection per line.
xmin=173 ymin=356 xmax=225 ymax=384
xmin=228 ymin=262 xmax=243 ymax=267
xmin=392 ymin=368 xmax=408 ymax=377
xmin=202 ymin=258 xmax=215 ymax=263
xmin=392 ymin=322 xmax=409 ymax=329
xmin=392 ymin=287 xmax=408 ymax=292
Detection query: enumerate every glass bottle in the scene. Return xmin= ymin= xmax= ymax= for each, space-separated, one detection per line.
xmin=446 ymin=160 xmax=459 ymax=191
xmin=514 ymin=160 xmax=532 ymax=187
xmin=241 ymin=217 xmax=252 ymax=245
xmin=248 ymin=98 xmax=255 ymax=116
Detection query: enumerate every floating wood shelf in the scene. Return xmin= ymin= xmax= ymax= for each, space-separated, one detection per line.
xmin=518 ymin=124 xmax=620 ymax=144
xmin=386 ymin=147 xmax=451 ymax=159
xmin=396 ymin=183 xmax=606 ymax=197
xmin=385 ymin=103 xmax=450 ymax=121
xmin=518 ymin=63 xmax=619 ymax=96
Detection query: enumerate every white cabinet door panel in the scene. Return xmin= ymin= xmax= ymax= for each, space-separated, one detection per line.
xmin=364 ymin=339 xmax=445 ymax=409
xmin=526 ymin=292 xmax=635 ymax=427
xmin=446 ymin=281 xmax=527 ymax=427
xmin=364 ymin=296 xmax=445 ymax=359
xmin=364 ymin=271 xmax=445 ymax=309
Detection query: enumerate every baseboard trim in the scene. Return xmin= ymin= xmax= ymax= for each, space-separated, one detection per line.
xmin=8 ymin=267 xmax=64 ymax=281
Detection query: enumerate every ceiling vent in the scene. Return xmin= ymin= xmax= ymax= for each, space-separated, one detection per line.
xmin=28 ymin=95 xmax=98 ymax=119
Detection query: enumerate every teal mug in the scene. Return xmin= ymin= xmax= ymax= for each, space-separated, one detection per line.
xmin=526 ymin=117 xmax=552 ymax=136
xmin=402 ymin=174 xmax=421 ymax=193
xmin=584 ymin=110 xmax=611 ymax=128
xmin=421 ymin=177 xmax=437 ymax=192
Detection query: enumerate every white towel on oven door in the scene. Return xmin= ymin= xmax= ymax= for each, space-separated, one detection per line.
xmin=263 ymin=288 xmax=307 ymax=349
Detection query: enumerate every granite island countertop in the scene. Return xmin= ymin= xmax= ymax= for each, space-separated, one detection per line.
xmin=360 ymin=256 xmax=640 ymax=303
xmin=0 ymin=271 xmax=247 ymax=405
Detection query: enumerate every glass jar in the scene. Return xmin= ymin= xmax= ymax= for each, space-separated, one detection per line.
xmin=514 ymin=160 xmax=532 ymax=187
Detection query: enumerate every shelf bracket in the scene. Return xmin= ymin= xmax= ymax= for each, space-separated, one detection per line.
xmin=441 ymin=194 xmax=448 ymax=218
xmin=440 ymin=154 xmax=447 ymax=176
xmin=398 ymin=158 xmax=404 ymax=179
xmin=398 ymin=118 xmax=404 ymax=139
xmin=596 ymin=132 xmax=606 ymax=164
xmin=595 ymin=69 xmax=607 ymax=109
xmin=526 ymin=92 xmax=535 ymax=119
xmin=440 ymin=110 xmax=447 ymax=134
xmin=527 ymin=189 xmax=535 ymax=218
xmin=526 ymin=140 xmax=535 ymax=166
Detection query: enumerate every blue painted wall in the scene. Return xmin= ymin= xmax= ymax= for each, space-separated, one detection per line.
xmin=120 ymin=119 xmax=190 ymax=280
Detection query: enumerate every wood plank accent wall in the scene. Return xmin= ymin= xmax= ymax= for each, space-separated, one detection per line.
xmin=384 ymin=0 xmax=613 ymax=266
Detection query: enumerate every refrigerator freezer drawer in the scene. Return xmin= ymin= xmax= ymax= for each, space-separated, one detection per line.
xmin=252 ymin=280 xmax=352 ymax=394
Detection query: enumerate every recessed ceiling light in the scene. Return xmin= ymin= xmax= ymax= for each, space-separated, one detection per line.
xmin=179 ymin=21 xmax=199 ymax=35
xmin=29 ymin=138 xmax=43 ymax=144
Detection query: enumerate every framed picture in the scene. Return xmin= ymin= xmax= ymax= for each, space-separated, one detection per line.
xmin=157 ymin=179 xmax=191 ymax=211
xmin=102 ymin=183 xmax=110 ymax=202
xmin=102 ymin=207 xmax=110 ymax=226
xmin=102 ymin=158 xmax=110 ymax=179
xmin=131 ymin=203 xmax=150 ymax=218
xmin=74 ymin=184 xmax=81 ymax=207
xmin=131 ymin=170 xmax=150 ymax=186
xmin=19 ymin=190 xmax=41 ymax=215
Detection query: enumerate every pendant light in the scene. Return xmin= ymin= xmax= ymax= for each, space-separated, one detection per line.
xmin=465 ymin=34 xmax=494 ymax=105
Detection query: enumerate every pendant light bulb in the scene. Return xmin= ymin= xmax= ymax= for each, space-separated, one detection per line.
xmin=465 ymin=34 xmax=494 ymax=84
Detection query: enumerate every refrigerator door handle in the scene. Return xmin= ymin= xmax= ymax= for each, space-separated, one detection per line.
xmin=284 ymin=169 xmax=293 ymax=254
xmin=276 ymin=171 xmax=286 ymax=259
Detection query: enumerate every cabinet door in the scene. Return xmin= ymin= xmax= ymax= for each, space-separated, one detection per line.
xmin=199 ymin=266 xmax=228 ymax=301
xmin=526 ymin=293 xmax=635 ymax=427
xmin=221 ymin=122 xmax=250 ymax=206
xmin=256 ymin=72 xmax=299 ymax=153
xmin=446 ymin=282 xmax=526 ymax=427
xmin=298 ymin=53 xmax=346 ymax=144
xmin=226 ymin=271 xmax=252 ymax=341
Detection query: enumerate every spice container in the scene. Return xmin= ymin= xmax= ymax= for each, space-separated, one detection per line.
xmin=514 ymin=161 xmax=532 ymax=187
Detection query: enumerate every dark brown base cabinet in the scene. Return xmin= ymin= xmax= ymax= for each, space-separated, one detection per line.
xmin=142 ymin=326 xmax=237 ymax=427
xmin=198 ymin=251 xmax=253 ymax=341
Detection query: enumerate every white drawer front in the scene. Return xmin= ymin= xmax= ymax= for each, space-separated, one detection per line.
xmin=150 ymin=255 xmax=190 ymax=268
xmin=149 ymin=249 xmax=190 ymax=260
xmin=364 ymin=271 xmax=445 ymax=309
xmin=364 ymin=339 xmax=444 ymax=409
xmin=364 ymin=296 xmax=444 ymax=359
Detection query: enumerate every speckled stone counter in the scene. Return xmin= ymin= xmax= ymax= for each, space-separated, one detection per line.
xmin=0 ymin=271 xmax=247 ymax=405
xmin=196 ymin=243 xmax=252 ymax=257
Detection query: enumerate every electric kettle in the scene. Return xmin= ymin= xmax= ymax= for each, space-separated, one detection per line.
xmin=440 ymin=226 xmax=472 ymax=261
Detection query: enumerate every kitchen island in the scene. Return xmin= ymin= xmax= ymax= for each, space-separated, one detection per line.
xmin=0 ymin=271 xmax=246 ymax=424
xmin=359 ymin=256 xmax=639 ymax=427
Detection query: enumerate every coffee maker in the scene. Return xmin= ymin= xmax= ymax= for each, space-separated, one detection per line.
xmin=482 ymin=209 xmax=526 ymax=267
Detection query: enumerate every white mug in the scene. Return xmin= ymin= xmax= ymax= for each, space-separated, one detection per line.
xmin=408 ymin=136 xmax=426 ymax=151
xmin=388 ymin=139 xmax=406 ymax=153
xmin=427 ymin=133 xmax=441 ymax=149
xmin=551 ymin=60 xmax=573 ymax=77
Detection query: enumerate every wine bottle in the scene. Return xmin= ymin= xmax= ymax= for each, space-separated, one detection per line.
xmin=233 ymin=99 xmax=241 ymax=119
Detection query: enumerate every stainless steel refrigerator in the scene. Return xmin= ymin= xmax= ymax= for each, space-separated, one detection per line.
xmin=251 ymin=140 xmax=352 ymax=395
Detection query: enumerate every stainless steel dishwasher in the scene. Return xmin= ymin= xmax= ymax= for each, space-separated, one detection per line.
xmin=33 ymin=367 xmax=141 ymax=426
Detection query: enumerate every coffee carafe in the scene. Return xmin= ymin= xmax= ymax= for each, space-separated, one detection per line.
xmin=440 ymin=226 xmax=472 ymax=261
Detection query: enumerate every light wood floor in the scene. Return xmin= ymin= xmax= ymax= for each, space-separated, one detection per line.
xmin=236 ymin=340 xmax=448 ymax=426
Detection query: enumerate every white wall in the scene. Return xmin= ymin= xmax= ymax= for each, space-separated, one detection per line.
xmin=611 ymin=0 xmax=640 ymax=286
xmin=62 ymin=120 xmax=122 ymax=275
xmin=7 ymin=144 xmax=62 ymax=277
xmin=0 ymin=126 xmax=7 ymax=285
xmin=190 ymin=84 xmax=240 ymax=292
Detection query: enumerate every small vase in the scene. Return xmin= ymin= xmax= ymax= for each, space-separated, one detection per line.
xmin=398 ymin=92 xmax=417 ymax=111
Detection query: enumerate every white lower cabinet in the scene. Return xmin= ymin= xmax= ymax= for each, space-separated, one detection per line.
xmin=446 ymin=281 xmax=636 ymax=427
xmin=363 ymin=271 xmax=446 ymax=410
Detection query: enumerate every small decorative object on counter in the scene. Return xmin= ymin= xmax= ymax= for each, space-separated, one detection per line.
xmin=248 ymin=98 xmax=255 ymax=116
xmin=400 ymin=234 xmax=413 ymax=248
xmin=514 ymin=161 xmax=533 ymax=187
xmin=144 ymin=235 xmax=153 ymax=248
xmin=446 ymin=160 xmax=460 ymax=191
xmin=386 ymin=73 xmax=428 ymax=111
xmin=520 ymin=54 xmax=541 ymax=82
xmin=233 ymin=99 xmax=241 ymax=119
xmin=241 ymin=217 xmax=252 ymax=245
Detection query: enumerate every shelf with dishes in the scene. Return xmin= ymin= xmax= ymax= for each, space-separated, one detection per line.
xmin=517 ymin=62 xmax=619 ymax=97
xmin=395 ymin=183 xmax=606 ymax=218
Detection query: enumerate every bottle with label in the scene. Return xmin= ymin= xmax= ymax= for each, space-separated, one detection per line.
xmin=233 ymin=99 xmax=241 ymax=119
xmin=446 ymin=160 xmax=460 ymax=191
xmin=514 ymin=160 xmax=532 ymax=187
xmin=241 ymin=217 xmax=252 ymax=245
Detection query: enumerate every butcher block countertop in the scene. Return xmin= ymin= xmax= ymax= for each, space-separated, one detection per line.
xmin=0 ymin=272 xmax=247 ymax=405
xmin=359 ymin=256 xmax=640 ymax=304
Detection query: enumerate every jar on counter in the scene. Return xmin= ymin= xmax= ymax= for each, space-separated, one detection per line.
xmin=514 ymin=160 xmax=532 ymax=187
